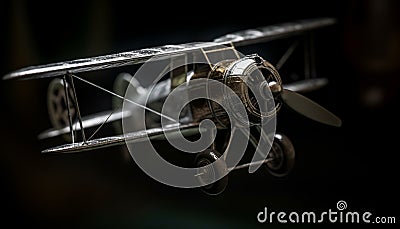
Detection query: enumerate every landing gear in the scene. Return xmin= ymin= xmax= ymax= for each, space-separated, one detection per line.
xmin=265 ymin=133 xmax=295 ymax=177
xmin=194 ymin=133 xmax=295 ymax=195
xmin=194 ymin=149 xmax=228 ymax=195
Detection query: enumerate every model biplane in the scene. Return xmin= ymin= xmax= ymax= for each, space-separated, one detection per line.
xmin=3 ymin=18 xmax=341 ymax=195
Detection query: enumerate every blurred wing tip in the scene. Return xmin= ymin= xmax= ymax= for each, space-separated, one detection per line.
xmin=2 ymin=73 xmax=14 ymax=80
xmin=333 ymin=118 xmax=342 ymax=127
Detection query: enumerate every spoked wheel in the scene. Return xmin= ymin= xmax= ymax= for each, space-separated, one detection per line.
xmin=47 ymin=78 xmax=76 ymax=140
xmin=195 ymin=149 xmax=228 ymax=195
xmin=265 ymin=133 xmax=295 ymax=177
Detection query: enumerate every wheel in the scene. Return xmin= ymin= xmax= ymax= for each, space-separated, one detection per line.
xmin=47 ymin=78 xmax=76 ymax=141
xmin=112 ymin=72 xmax=134 ymax=133
xmin=265 ymin=133 xmax=295 ymax=177
xmin=195 ymin=149 xmax=228 ymax=195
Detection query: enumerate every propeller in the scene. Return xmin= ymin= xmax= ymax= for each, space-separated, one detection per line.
xmin=268 ymin=81 xmax=342 ymax=127
xmin=283 ymin=78 xmax=328 ymax=93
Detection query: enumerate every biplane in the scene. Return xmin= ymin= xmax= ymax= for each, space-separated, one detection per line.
xmin=3 ymin=18 xmax=341 ymax=195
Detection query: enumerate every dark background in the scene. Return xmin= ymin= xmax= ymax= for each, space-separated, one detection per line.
xmin=1 ymin=0 xmax=399 ymax=228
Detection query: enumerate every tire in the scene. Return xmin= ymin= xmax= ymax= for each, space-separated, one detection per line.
xmin=195 ymin=149 xmax=228 ymax=195
xmin=265 ymin=133 xmax=295 ymax=177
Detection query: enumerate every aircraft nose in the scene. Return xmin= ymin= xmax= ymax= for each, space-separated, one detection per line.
xmin=260 ymin=80 xmax=281 ymax=99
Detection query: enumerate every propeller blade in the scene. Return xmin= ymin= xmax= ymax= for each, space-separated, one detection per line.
xmin=280 ymin=89 xmax=342 ymax=127
xmin=283 ymin=78 xmax=328 ymax=93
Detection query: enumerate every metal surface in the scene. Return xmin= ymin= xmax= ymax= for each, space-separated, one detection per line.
xmin=3 ymin=18 xmax=336 ymax=80
xmin=42 ymin=123 xmax=201 ymax=154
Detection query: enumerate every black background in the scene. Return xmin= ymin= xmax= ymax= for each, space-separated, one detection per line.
xmin=1 ymin=0 xmax=399 ymax=228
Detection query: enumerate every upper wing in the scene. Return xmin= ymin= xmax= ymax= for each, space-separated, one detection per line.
xmin=41 ymin=123 xmax=201 ymax=154
xmin=213 ymin=18 xmax=335 ymax=46
xmin=3 ymin=18 xmax=335 ymax=81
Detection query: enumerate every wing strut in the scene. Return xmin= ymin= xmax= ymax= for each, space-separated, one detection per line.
xmin=276 ymin=40 xmax=299 ymax=70
xmin=66 ymin=73 xmax=87 ymax=144
xmin=304 ymin=33 xmax=316 ymax=79
xmin=62 ymin=76 xmax=75 ymax=143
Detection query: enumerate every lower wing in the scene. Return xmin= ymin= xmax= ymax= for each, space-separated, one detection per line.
xmin=42 ymin=123 xmax=201 ymax=154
